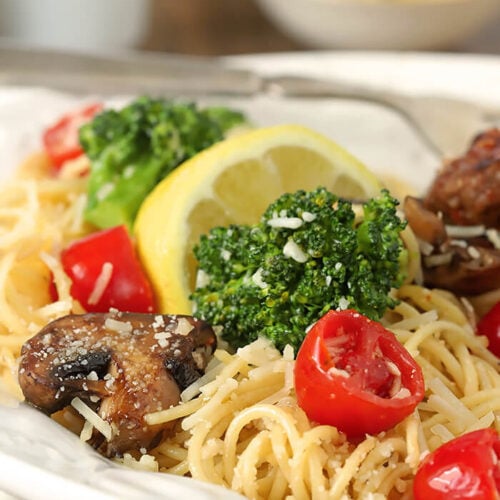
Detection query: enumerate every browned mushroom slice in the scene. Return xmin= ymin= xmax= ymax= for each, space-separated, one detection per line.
xmin=403 ymin=195 xmax=500 ymax=295
xmin=422 ymin=244 xmax=500 ymax=295
xmin=18 ymin=311 xmax=217 ymax=457
xmin=403 ymin=196 xmax=447 ymax=247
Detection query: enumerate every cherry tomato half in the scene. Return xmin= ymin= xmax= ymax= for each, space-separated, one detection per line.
xmin=477 ymin=301 xmax=500 ymax=358
xmin=413 ymin=428 xmax=500 ymax=500
xmin=42 ymin=102 xmax=102 ymax=169
xmin=294 ymin=309 xmax=425 ymax=437
xmin=60 ymin=225 xmax=156 ymax=313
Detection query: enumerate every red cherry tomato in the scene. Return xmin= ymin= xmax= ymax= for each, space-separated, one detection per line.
xmin=42 ymin=103 xmax=102 ymax=169
xmin=60 ymin=225 xmax=155 ymax=313
xmin=294 ymin=309 xmax=425 ymax=437
xmin=413 ymin=428 xmax=500 ymax=500
xmin=477 ymin=301 xmax=500 ymax=358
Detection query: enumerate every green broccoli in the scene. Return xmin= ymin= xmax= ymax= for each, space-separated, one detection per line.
xmin=79 ymin=96 xmax=247 ymax=230
xmin=191 ymin=187 xmax=406 ymax=352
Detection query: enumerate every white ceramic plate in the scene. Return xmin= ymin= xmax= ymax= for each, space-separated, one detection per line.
xmin=1 ymin=50 xmax=500 ymax=499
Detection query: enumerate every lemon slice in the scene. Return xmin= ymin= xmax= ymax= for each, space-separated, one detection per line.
xmin=134 ymin=124 xmax=382 ymax=314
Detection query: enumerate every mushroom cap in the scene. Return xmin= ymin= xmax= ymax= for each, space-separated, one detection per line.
xmin=18 ymin=311 xmax=217 ymax=456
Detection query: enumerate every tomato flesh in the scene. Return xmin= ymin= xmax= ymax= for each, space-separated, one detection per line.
xmin=42 ymin=103 xmax=102 ymax=169
xmin=60 ymin=225 xmax=156 ymax=313
xmin=413 ymin=428 xmax=500 ymax=500
xmin=327 ymin=327 xmax=394 ymax=398
xmin=294 ymin=309 xmax=425 ymax=437
xmin=477 ymin=301 xmax=500 ymax=358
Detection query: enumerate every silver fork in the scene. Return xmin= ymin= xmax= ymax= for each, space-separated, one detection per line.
xmin=263 ymin=75 xmax=500 ymax=159
xmin=2 ymin=44 xmax=499 ymax=159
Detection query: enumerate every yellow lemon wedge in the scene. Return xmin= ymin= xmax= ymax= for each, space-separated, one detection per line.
xmin=134 ymin=124 xmax=382 ymax=314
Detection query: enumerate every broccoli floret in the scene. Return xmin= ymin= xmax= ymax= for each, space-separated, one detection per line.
xmin=191 ymin=187 xmax=406 ymax=352
xmin=80 ymin=96 xmax=246 ymax=229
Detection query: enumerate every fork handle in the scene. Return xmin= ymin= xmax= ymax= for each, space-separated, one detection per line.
xmin=263 ymin=75 xmax=442 ymax=157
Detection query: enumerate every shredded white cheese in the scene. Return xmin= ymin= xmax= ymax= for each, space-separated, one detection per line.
xmin=175 ymin=317 xmax=194 ymax=336
xmin=251 ymin=268 xmax=268 ymax=289
xmin=220 ymin=249 xmax=231 ymax=261
xmin=328 ymin=366 xmax=350 ymax=378
xmin=486 ymin=228 xmax=500 ymax=249
xmin=195 ymin=269 xmax=210 ymax=289
xmin=123 ymin=166 xmax=135 ymax=179
xmin=71 ymin=397 xmax=113 ymax=441
xmin=424 ymin=253 xmax=453 ymax=267
xmin=104 ymin=317 xmax=133 ymax=334
xmin=467 ymin=246 xmax=481 ymax=259
xmin=283 ymin=239 xmax=308 ymax=263
xmin=87 ymin=262 xmax=113 ymax=305
xmin=450 ymin=239 xmax=468 ymax=248
xmin=417 ymin=239 xmax=434 ymax=256
xmin=96 ymin=182 xmax=115 ymax=201
xmin=79 ymin=419 xmax=94 ymax=442
xmin=121 ymin=453 xmax=159 ymax=472
xmin=301 ymin=211 xmax=317 ymax=222
xmin=267 ymin=216 xmax=303 ymax=229
xmin=337 ymin=297 xmax=350 ymax=310
xmin=445 ymin=224 xmax=485 ymax=238
xmin=392 ymin=387 xmax=411 ymax=399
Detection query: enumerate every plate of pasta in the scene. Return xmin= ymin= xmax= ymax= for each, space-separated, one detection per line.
xmin=0 ymin=51 xmax=499 ymax=500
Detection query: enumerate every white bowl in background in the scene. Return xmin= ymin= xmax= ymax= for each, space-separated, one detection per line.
xmin=255 ymin=0 xmax=500 ymax=51
xmin=0 ymin=0 xmax=151 ymax=52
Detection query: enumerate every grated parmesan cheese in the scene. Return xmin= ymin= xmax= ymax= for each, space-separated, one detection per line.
xmin=392 ymin=387 xmax=411 ymax=399
xmin=251 ymin=268 xmax=268 ymax=289
xmin=283 ymin=239 xmax=308 ymax=263
xmin=486 ymin=228 xmax=500 ymax=249
xmin=195 ymin=269 xmax=210 ymax=289
xmin=424 ymin=253 xmax=453 ymax=267
xmin=96 ymin=182 xmax=115 ymax=201
xmin=175 ymin=317 xmax=194 ymax=336
xmin=123 ymin=166 xmax=135 ymax=179
xmin=417 ymin=239 xmax=434 ymax=256
xmin=221 ymin=249 xmax=231 ymax=261
xmin=71 ymin=397 xmax=113 ymax=441
xmin=282 ymin=344 xmax=294 ymax=361
xmin=88 ymin=262 xmax=113 ymax=305
xmin=267 ymin=216 xmax=303 ymax=229
xmin=337 ymin=297 xmax=350 ymax=310
xmin=445 ymin=224 xmax=485 ymax=238
xmin=121 ymin=452 xmax=159 ymax=472
xmin=79 ymin=419 xmax=94 ymax=442
xmin=328 ymin=366 xmax=350 ymax=378
xmin=301 ymin=211 xmax=316 ymax=222
xmin=104 ymin=317 xmax=133 ymax=334
xmin=467 ymin=246 xmax=481 ymax=259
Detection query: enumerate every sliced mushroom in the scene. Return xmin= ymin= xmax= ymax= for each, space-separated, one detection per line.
xmin=18 ymin=311 xmax=216 ymax=457
xmin=403 ymin=196 xmax=447 ymax=247
xmin=403 ymin=195 xmax=500 ymax=295
xmin=422 ymin=244 xmax=500 ymax=295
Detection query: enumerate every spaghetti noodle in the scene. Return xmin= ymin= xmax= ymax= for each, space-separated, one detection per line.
xmin=139 ymin=285 xmax=499 ymax=499
xmin=0 ymin=152 xmax=90 ymax=402
xmin=0 ymin=151 xmax=499 ymax=499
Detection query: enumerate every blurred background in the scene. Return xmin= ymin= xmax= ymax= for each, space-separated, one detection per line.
xmin=0 ymin=0 xmax=499 ymax=55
